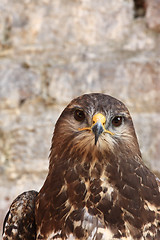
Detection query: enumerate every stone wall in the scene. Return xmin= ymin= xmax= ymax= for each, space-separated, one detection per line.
xmin=0 ymin=0 xmax=160 ymax=233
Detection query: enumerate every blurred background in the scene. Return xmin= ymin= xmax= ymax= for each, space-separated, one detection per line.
xmin=0 ymin=0 xmax=160 ymax=234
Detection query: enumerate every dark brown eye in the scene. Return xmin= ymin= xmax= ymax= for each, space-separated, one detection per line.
xmin=112 ymin=116 xmax=123 ymax=127
xmin=74 ymin=109 xmax=85 ymax=122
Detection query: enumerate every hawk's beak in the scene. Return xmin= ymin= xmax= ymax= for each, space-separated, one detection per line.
xmin=78 ymin=113 xmax=114 ymax=145
xmin=92 ymin=113 xmax=106 ymax=145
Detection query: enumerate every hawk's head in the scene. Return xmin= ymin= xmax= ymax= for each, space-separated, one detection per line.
xmin=50 ymin=93 xmax=141 ymax=167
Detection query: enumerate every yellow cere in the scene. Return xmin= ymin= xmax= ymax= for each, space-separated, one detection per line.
xmin=78 ymin=113 xmax=114 ymax=136
xmin=92 ymin=113 xmax=106 ymax=125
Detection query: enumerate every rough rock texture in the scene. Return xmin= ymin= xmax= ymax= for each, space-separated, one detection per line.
xmin=0 ymin=0 xmax=160 ymax=234
xmin=146 ymin=0 xmax=160 ymax=31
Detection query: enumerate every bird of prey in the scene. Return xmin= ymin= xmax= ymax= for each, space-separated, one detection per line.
xmin=2 ymin=93 xmax=160 ymax=240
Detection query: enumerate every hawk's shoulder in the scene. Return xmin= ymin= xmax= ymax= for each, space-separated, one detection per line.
xmin=2 ymin=190 xmax=38 ymax=240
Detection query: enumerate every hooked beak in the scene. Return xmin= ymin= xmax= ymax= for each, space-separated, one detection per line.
xmin=78 ymin=113 xmax=114 ymax=145
xmin=92 ymin=113 xmax=106 ymax=145
xmin=92 ymin=120 xmax=104 ymax=145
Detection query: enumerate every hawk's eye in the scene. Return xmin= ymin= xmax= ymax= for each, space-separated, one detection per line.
xmin=74 ymin=109 xmax=85 ymax=122
xmin=112 ymin=116 xmax=123 ymax=127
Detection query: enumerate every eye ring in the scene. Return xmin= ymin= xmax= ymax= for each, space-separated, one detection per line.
xmin=112 ymin=116 xmax=123 ymax=127
xmin=74 ymin=109 xmax=85 ymax=122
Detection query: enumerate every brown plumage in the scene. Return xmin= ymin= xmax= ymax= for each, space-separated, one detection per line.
xmin=35 ymin=93 xmax=160 ymax=239
xmin=2 ymin=93 xmax=160 ymax=240
xmin=2 ymin=190 xmax=38 ymax=240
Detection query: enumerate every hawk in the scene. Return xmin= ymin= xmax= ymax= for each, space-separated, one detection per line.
xmin=2 ymin=93 xmax=160 ymax=240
